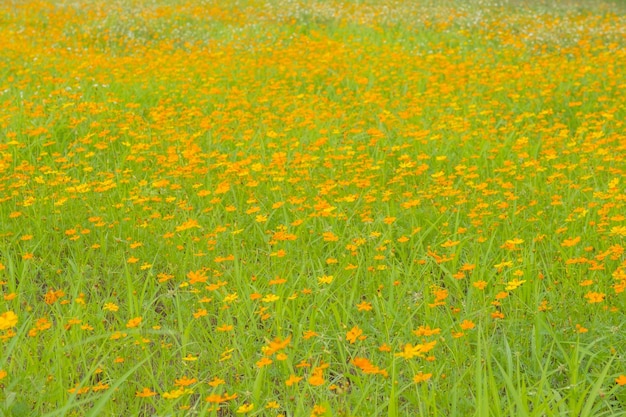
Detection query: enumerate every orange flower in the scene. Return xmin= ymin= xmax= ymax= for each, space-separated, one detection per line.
xmin=413 ymin=325 xmax=441 ymax=336
xmin=472 ymin=281 xmax=487 ymax=290
xmin=285 ymin=374 xmax=302 ymax=386
xmin=413 ymin=371 xmax=433 ymax=383
xmin=125 ymin=317 xmax=142 ymax=328
xmin=308 ymin=368 xmax=325 ymax=386
xmin=561 ymin=236 xmax=581 ymax=247
xmin=256 ymin=357 xmax=273 ymax=368
xmin=575 ymin=324 xmax=588 ymax=334
xmin=136 ymin=387 xmax=157 ymax=397
xmin=460 ymin=320 xmax=475 ymax=330
xmin=302 ymin=330 xmax=318 ymax=339
xmin=174 ymin=376 xmax=197 ymax=387
xmin=187 ymin=270 xmax=208 ymax=284
xmin=584 ymin=292 xmax=605 ymax=304
xmin=356 ymin=301 xmax=373 ymax=311
xmin=346 ymin=326 xmax=363 ymax=344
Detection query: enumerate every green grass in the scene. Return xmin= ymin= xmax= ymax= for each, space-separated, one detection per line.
xmin=0 ymin=0 xmax=625 ymax=415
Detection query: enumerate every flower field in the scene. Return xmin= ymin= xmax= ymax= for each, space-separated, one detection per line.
xmin=1 ymin=0 xmax=626 ymax=415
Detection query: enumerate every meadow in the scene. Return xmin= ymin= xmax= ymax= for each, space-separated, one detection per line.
xmin=1 ymin=0 xmax=626 ymax=415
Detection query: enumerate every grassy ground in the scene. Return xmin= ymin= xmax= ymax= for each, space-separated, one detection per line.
xmin=1 ymin=0 xmax=626 ymax=415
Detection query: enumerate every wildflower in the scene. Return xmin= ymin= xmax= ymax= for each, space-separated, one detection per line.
xmin=413 ymin=372 xmax=433 ymax=383
xmin=174 ymin=376 xmax=197 ymax=387
xmin=346 ymin=326 xmax=363 ymax=344
xmin=505 ymin=279 xmax=526 ymax=291
xmin=413 ymin=325 xmax=441 ymax=336
xmin=187 ymin=270 xmax=208 ymax=284
xmin=561 ymin=237 xmax=581 ymax=247
xmin=103 ymin=302 xmax=118 ymax=312
xmin=262 ymin=294 xmax=280 ymax=302
xmin=311 ymin=405 xmax=327 ymax=417
xmin=351 ymin=357 xmax=388 ymax=377
xmin=460 ymin=320 xmax=475 ymax=330
xmin=285 ymin=374 xmax=303 ymax=386
xmin=176 ymin=219 xmax=201 ymax=232
xmin=538 ymin=300 xmax=551 ymax=312
xmin=303 ymin=330 xmax=318 ymax=339
xmin=494 ymin=260 xmax=513 ymax=270
xmin=162 ymin=388 xmax=186 ymax=399
xmin=472 ymin=281 xmax=487 ymax=290
xmin=584 ymin=292 xmax=605 ymax=304
xmin=610 ymin=226 xmax=626 ymax=237
xmin=126 ymin=317 xmax=142 ymax=328
xmin=266 ymin=401 xmax=280 ymax=409
xmin=394 ymin=341 xmax=437 ymax=359
xmin=0 ymin=311 xmax=18 ymax=330
xmin=256 ymin=357 xmax=273 ymax=368
xmin=356 ymin=301 xmax=373 ymax=311
xmin=308 ymin=368 xmax=325 ymax=386
xmin=491 ymin=311 xmax=505 ymax=319
xmin=236 ymin=403 xmax=254 ymax=413
xmin=205 ymin=394 xmax=224 ymax=403
xmin=193 ymin=308 xmax=208 ymax=318
xmin=616 ymin=375 xmax=626 ymax=385
xmin=136 ymin=387 xmax=157 ymax=397
xmin=264 ymin=336 xmax=291 ymax=356
xmin=379 ymin=343 xmax=392 ymax=352
xmin=318 ymin=275 xmax=334 ymax=284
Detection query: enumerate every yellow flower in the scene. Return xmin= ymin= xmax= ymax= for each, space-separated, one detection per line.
xmin=262 ymin=294 xmax=280 ymax=303
xmin=318 ymin=275 xmax=334 ymax=284
xmin=0 ymin=311 xmax=18 ymax=330
xmin=394 ymin=341 xmax=437 ymax=359
xmin=236 ymin=403 xmax=254 ymax=413
xmin=162 ymin=388 xmax=186 ymax=399
xmin=505 ymin=279 xmax=526 ymax=291
xmin=265 ymin=401 xmax=280 ymax=409
xmin=103 ymin=303 xmax=119 ymax=312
